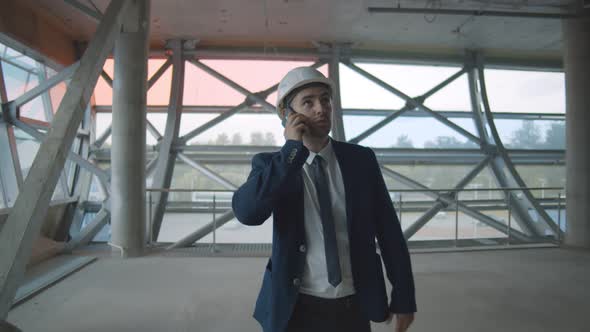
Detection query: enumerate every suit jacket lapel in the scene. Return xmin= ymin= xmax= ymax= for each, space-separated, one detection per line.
xmin=331 ymin=140 xmax=355 ymax=234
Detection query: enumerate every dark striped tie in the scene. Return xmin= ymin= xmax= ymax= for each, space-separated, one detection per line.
xmin=309 ymin=155 xmax=342 ymax=287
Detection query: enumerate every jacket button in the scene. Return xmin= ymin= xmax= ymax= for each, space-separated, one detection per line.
xmin=293 ymin=278 xmax=301 ymax=287
xmin=299 ymin=245 xmax=306 ymax=253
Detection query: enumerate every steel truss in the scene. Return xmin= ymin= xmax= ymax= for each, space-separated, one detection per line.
xmin=0 ymin=0 xmax=131 ymax=320
xmin=0 ymin=18 xmax=565 ymax=278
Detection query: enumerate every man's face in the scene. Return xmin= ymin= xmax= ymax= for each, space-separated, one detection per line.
xmin=290 ymin=85 xmax=332 ymax=138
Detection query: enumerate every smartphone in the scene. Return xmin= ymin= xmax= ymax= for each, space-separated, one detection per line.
xmin=282 ymin=107 xmax=292 ymax=127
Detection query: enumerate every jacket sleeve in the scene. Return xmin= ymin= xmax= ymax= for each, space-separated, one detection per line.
xmin=232 ymin=140 xmax=309 ymax=226
xmin=368 ymin=147 xmax=417 ymax=313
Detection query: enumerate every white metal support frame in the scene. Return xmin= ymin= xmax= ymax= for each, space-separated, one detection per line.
xmin=0 ymin=61 xmax=23 ymax=207
xmin=403 ymin=155 xmax=492 ymax=239
xmin=0 ymin=0 xmax=130 ymax=320
xmin=474 ymin=54 xmax=560 ymax=237
xmin=342 ymin=60 xmax=482 ymax=145
xmin=58 ymin=41 xmax=564 ymax=248
xmin=149 ymin=39 xmax=185 ymax=240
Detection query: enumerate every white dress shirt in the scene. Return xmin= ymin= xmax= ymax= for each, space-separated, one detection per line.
xmin=299 ymin=139 xmax=355 ymax=299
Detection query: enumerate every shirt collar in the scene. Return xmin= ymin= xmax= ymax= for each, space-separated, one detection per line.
xmin=306 ymin=138 xmax=334 ymax=165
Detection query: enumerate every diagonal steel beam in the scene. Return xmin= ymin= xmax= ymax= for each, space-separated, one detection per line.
xmin=348 ymin=68 xmax=465 ymax=144
xmin=167 ymin=210 xmax=235 ymax=249
xmin=69 ymin=163 xmax=94 ymax=234
xmin=178 ymin=83 xmax=278 ymax=144
xmin=100 ymin=70 xmax=113 ymax=87
xmin=12 ymin=118 xmax=110 ymax=185
xmin=93 ymin=125 xmax=112 ymax=148
xmin=148 ymin=58 xmax=172 ymax=90
xmin=179 ymin=102 xmax=248 ymax=145
xmin=467 ymin=68 xmax=490 ymax=142
xmin=13 ymin=62 xmax=79 ymax=108
xmin=342 ymin=60 xmax=481 ymax=145
xmin=177 ymin=153 xmax=237 ymax=191
xmin=64 ymin=0 xmax=103 ymax=20
xmin=466 ymin=53 xmax=544 ymax=236
xmin=149 ymin=40 xmax=185 ymax=240
xmin=187 ymin=59 xmax=276 ymax=112
xmin=422 ymin=67 xmax=467 ymax=100
xmin=63 ymin=207 xmax=110 ymax=252
xmin=403 ymin=155 xmax=492 ymax=239
xmin=146 ymin=153 xmax=159 ymax=177
xmin=0 ymin=62 xmax=23 ymax=207
xmin=348 ymin=105 xmax=411 ymax=144
xmin=178 ymin=60 xmax=325 ymax=145
xmin=36 ymin=64 xmax=71 ymax=199
xmin=471 ymin=52 xmax=559 ymax=236
xmin=380 ymin=165 xmax=528 ymax=242
xmin=0 ymin=0 xmax=129 ymax=319
xmin=403 ymin=202 xmax=447 ymax=240
xmin=146 ymin=119 xmax=162 ymax=140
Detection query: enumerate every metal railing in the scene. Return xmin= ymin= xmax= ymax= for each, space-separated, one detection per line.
xmin=392 ymin=186 xmax=565 ymax=248
xmin=146 ymin=186 xmax=565 ymax=250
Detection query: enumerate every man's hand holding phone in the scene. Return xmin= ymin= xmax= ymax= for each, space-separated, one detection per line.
xmin=284 ymin=111 xmax=308 ymax=141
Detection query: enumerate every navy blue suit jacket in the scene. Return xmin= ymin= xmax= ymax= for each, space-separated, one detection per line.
xmin=232 ymin=139 xmax=416 ymax=332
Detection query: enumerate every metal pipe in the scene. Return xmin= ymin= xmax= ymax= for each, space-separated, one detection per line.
xmin=366 ymin=7 xmax=579 ymax=19
xmin=211 ymin=193 xmax=218 ymax=253
xmin=507 ymin=193 xmax=512 ymax=245
xmin=455 ymin=191 xmax=459 ymax=247
xmin=557 ymin=192 xmax=562 ymax=245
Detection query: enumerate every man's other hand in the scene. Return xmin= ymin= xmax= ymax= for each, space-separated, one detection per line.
xmin=385 ymin=312 xmax=414 ymax=332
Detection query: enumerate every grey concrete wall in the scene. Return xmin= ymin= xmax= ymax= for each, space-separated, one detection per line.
xmin=563 ymin=13 xmax=590 ymax=249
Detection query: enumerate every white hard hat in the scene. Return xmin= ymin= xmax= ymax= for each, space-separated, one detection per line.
xmin=276 ymin=67 xmax=333 ymax=116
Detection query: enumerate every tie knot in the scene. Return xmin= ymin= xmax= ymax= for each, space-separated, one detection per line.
xmin=312 ymin=155 xmax=324 ymax=168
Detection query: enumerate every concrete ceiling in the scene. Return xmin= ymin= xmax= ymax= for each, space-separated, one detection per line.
xmin=23 ymin=0 xmax=581 ymax=60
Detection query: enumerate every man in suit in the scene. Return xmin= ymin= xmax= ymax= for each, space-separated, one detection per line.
xmin=232 ymin=67 xmax=416 ymax=332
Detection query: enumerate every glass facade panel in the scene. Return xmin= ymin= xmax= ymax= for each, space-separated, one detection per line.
xmin=484 ymin=69 xmax=565 ymax=114
xmin=14 ymin=128 xmax=40 ymax=179
xmin=0 ymin=36 xmax=566 ymax=247
xmin=1 ymin=60 xmax=36 ymax=101
xmin=345 ymin=63 xmax=471 ymax=112
xmin=200 ymin=60 xmax=318 ymax=105
xmin=184 ymin=113 xmax=284 ymax=146
xmin=170 ymin=162 xmax=226 ymax=197
xmin=19 ymin=94 xmax=46 ymax=121
xmin=340 ymin=63 xmax=405 ymax=110
xmin=496 ymin=119 xmax=565 ymax=150
xmin=513 ymin=165 xmax=565 ymax=200
xmin=350 ymin=116 xmax=478 ymax=149
xmin=147 ymin=59 xmax=172 ymax=105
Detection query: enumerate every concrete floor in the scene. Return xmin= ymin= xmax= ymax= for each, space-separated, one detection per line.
xmin=7 ymin=248 xmax=590 ymax=332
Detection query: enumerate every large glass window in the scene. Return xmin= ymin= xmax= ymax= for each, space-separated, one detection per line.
xmin=496 ymin=119 xmax=565 ymax=150
xmin=83 ymin=53 xmax=566 ymax=246
xmin=1 ymin=41 xmax=80 ymax=205
xmin=484 ymin=69 xmax=565 ymax=114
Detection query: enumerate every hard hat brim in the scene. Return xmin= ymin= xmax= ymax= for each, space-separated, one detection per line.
xmin=276 ymin=77 xmax=333 ymax=112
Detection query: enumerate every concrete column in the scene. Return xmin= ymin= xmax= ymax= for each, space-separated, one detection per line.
xmin=563 ymin=12 xmax=590 ymax=249
xmin=110 ymin=0 xmax=150 ymax=257
xmin=328 ymin=46 xmax=346 ymax=141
